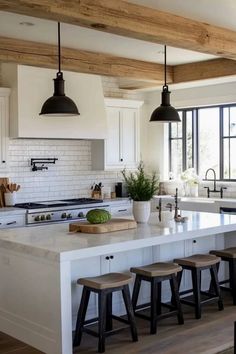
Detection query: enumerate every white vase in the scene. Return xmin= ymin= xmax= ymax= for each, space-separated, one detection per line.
xmin=190 ymin=184 xmax=198 ymax=197
xmin=132 ymin=201 xmax=151 ymax=223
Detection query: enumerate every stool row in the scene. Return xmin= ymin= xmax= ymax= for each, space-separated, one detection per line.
xmin=73 ymin=247 xmax=236 ymax=353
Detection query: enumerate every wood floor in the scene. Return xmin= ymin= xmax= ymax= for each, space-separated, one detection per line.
xmin=0 ymin=292 xmax=235 ymax=354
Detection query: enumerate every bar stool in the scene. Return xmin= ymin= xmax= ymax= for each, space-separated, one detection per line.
xmin=210 ymin=247 xmax=236 ymax=305
xmin=174 ymin=254 xmax=224 ymax=319
xmin=73 ymin=272 xmax=138 ymax=353
xmin=130 ymin=262 xmax=184 ymax=335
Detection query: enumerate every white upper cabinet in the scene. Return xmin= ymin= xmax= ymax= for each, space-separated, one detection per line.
xmin=1 ymin=64 xmax=107 ymax=139
xmin=0 ymin=88 xmax=10 ymax=168
xmin=91 ymin=98 xmax=143 ymax=170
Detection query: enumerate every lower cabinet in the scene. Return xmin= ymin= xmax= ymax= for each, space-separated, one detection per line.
xmin=109 ymin=200 xmax=132 ymax=217
xmin=101 ymin=248 xmax=153 ymax=314
xmin=0 ymin=214 xmax=25 ymax=228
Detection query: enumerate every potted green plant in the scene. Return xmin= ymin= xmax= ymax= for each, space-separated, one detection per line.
xmin=122 ymin=162 xmax=159 ymax=223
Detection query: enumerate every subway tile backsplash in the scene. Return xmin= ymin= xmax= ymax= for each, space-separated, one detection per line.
xmin=3 ymin=139 xmax=120 ymax=202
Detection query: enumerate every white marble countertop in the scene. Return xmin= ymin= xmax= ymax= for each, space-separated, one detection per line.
xmin=0 ymin=211 xmax=236 ymax=263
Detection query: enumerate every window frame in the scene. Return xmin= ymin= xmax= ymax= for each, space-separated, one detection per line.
xmin=169 ymin=102 xmax=236 ymax=182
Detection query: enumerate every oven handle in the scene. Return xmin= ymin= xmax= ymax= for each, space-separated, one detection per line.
xmin=220 ymin=207 xmax=236 ymax=214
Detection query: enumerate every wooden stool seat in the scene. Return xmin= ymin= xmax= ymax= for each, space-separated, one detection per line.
xmin=210 ymin=248 xmax=236 ymax=305
xmin=78 ymin=272 xmax=132 ymax=290
xmin=174 ymin=254 xmax=221 ymax=268
xmin=131 ymin=262 xmax=184 ymax=335
xmin=131 ymin=262 xmax=182 ymax=277
xmin=210 ymin=247 xmax=236 ymax=259
xmin=74 ymin=272 xmax=138 ymax=353
xmin=174 ymin=254 xmax=223 ymax=319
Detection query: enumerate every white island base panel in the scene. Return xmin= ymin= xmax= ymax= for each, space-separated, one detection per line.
xmin=0 ymin=211 xmax=236 ymax=354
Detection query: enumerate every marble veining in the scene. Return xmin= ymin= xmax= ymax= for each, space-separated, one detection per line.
xmin=0 ymin=211 xmax=236 ymax=262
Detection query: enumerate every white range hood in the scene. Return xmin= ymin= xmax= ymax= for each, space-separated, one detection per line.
xmin=1 ymin=64 xmax=107 ymax=139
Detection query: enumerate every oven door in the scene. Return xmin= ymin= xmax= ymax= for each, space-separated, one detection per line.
xmin=220 ymin=207 xmax=236 ymax=215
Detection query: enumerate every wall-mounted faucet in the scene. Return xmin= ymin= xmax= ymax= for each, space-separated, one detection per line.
xmin=204 ymin=168 xmax=227 ymax=198
xmin=30 ymin=158 xmax=58 ymax=172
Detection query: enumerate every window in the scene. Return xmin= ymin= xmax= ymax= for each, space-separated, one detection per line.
xmin=169 ymin=103 xmax=236 ymax=181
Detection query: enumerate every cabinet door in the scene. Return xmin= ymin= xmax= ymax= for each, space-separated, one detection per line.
xmin=71 ymin=257 xmax=101 ymax=327
xmin=185 ymin=236 xmax=217 ymax=291
xmin=105 ymin=107 xmax=122 ymax=167
xmin=121 ymin=108 xmax=138 ymax=168
xmin=0 ymin=91 xmax=9 ymax=168
xmin=105 ymin=105 xmax=140 ymax=170
xmin=101 ymin=247 xmax=152 ymax=314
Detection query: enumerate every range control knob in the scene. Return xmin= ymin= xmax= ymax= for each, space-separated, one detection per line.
xmin=41 ymin=215 xmax=45 ymax=221
xmin=61 ymin=213 xmax=67 ymax=219
xmin=67 ymin=213 xmax=72 ymax=219
xmin=34 ymin=215 xmax=40 ymax=222
xmin=78 ymin=212 xmax=84 ymax=218
xmin=46 ymin=214 xmax=51 ymax=220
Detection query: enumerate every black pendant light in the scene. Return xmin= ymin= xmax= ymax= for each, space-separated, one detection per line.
xmin=40 ymin=22 xmax=79 ymax=116
xmin=150 ymin=45 xmax=180 ymax=123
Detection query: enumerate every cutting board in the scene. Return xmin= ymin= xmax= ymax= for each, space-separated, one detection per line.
xmin=69 ymin=218 xmax=137 ymax=234
xmin=0 ymin=177 xmax=9 ymax=207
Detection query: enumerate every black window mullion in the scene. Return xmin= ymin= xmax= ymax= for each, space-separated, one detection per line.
xmin=195 ymin=109 xmax=199 ymax=174
xmin=182 ymin=111 xmax=187 ymax=171
xmin=168 ymin=122 xmax=172 ymax=173
xmin=219 ymin=107 xmax=224 ymax=180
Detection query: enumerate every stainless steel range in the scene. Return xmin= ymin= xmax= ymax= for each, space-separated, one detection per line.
xmin=15 ymin=198 xmax=110 ymax=225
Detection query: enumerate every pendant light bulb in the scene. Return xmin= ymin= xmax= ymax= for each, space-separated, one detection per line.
xmin=40 ymin=22 xmax=79 ymax=116
xmin=149 ymin=45 xmax=180 ymax=123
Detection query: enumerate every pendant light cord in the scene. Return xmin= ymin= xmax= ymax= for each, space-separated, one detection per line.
xmin=58 ymin=22 xmax=61 ymax=74
xmin=164 ymin=45 xmax=167 ymax=89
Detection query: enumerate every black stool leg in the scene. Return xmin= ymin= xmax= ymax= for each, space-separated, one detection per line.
xmin=98 ymin=291 xmax=107 ymax=353
xmin=170 ymin=274 xmax=184 ymax=325
xmin=209 ymin=261 xmax=220 ymax=293
xmin=229 ymin=259 xmax=236 ymax=305
xmin=106 ymin=292 xmax=113 ymax=331
xmin=132 ymin=275 xmax=141 ymax=311
xmin=122 ymin=284 xmax=138 ymax=342
xmin=73 ymin=287 xmax=90 ymax=347
xmin=157 ymin=281 xmax=162 ymax=316
xmin=210 ymin=264 xmax=224 ymax=311
xmin=191 ymin=268 xmax=201 ymax=319
xmin=150 ymin=278 xmax=158 ymax=334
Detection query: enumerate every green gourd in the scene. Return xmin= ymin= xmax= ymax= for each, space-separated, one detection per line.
xmin=86 ymin=209 xmax=111 ymax=224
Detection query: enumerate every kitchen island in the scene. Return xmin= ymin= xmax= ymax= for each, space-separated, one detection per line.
xmin=0 ymin=211 xmax=236 ymax=354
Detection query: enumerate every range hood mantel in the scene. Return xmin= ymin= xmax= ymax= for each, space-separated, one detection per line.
xmin=1 ymin=64 xmax=107 ymax=139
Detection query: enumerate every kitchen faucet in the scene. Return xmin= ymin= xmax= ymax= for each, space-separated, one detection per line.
xmin=204 ymin=168 xmax=227 ymax=198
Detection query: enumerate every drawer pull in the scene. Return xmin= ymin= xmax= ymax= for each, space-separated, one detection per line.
xmin=6 ymin=221 xmax=17 ymax=225
xmin=118 ymin=209 xmax=127 ymax=212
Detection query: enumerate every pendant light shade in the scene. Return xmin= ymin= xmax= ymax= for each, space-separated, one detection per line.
xmin=40 ymin=23 xmax=79 ymax=116
xmin=150 ymin=46 xmax=180 ymax=123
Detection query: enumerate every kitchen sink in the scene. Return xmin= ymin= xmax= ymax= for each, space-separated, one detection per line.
xmin=180 ymin=197 xmax=215 ymax=203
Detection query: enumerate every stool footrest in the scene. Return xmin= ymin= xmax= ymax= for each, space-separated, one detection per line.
xmin=112 ymin=314 xmax=129 ymax=324
xmin=219 ymin=279 xmax=230 ymax=285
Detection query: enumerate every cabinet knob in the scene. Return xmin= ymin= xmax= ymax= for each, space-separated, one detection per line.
xmin=105 ymin=256 xmax=110 ymax=260
xmin=193 ymin=240 xmax=197 ymax=243
xmin=2 ymin=161 xmax=5 ymax=163
xmin=120 ymin=158 xmax=123 ymax=162
xmin=110 ymin=255 xmax=114 ymax=259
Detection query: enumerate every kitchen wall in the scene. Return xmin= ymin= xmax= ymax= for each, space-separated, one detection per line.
xmin=4 ymin=138 xmax=121 ymax=203
xmin=0 ymin=65 xmax=147 ymax=203
xmin=143 ymin=80 xmax=236 ymax=197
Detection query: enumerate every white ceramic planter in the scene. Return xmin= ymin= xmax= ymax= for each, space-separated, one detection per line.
xmin=4 ymin=192 xmax=17 ymax=206
xmin=133 ymin=200 xmax=151 ymax=223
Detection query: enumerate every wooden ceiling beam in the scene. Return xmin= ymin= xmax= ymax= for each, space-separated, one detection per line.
xmin=173 ymin=58 xmax=236 ymax=83
xmin=0 ymin=36 xmax=171 ymax=82
xmin=1 ymin=37 xmax=236 ymax=89
xmin=1 ymin=0 xmax=236 ymax=59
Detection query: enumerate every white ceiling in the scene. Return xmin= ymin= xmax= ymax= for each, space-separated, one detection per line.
xmin=2 ymin=0 xmax=233 ymax=65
